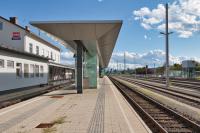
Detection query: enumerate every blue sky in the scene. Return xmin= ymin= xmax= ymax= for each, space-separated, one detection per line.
xmin=1 ymin=0 xmax=200 ymax=68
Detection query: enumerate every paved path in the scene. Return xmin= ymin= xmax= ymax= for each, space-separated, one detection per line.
xmin=0 ymin=77 xmax=150 ymax=133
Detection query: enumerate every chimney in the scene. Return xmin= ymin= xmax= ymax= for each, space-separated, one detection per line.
xmin=9 ymin=17 xmax=18 ymax=24
xmin=25 ymin=26 xmax=30 ymax=32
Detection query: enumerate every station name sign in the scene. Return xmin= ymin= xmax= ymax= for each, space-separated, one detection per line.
xmin=12 ymin=32 xmax=21 ymax=40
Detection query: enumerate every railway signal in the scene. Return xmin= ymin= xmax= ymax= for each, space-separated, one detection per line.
xmin=145 ymin=65 xmax=148 ymax=78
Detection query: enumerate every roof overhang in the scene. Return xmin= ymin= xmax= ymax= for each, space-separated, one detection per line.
xmin=30 ymin=20 xmax=122 ymax=67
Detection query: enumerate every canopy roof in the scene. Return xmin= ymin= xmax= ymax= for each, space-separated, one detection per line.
xmin=30 ymin=20 xmax=122 ymax=67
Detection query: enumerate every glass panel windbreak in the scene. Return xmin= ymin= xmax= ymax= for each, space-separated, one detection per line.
xmin=85 ymin=52 xmax=97 ymax=88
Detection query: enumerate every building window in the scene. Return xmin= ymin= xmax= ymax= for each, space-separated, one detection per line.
xmin=24 ymin=64 xmax=29 ymax=78
xmin=35 ymin=65 xmax=39 ymax=77
xmin=0 ymin=22 xmax=3 ymax=30
xmin=29 ymin=43 xmax=33 ymax=53
xmin=40 ymin=66 xmax=44 ymax=77
xmin=0 ymin=59 xmax=4 ymax=68
xmin=16 ymin=63 xmax=22 ymax=78
xmin=51 ymin=52 xmax=53 ymax=59
xmin=47 ymin=51 xmax=49 ymax=58
xmin=58 ymin=55 xmax=60 ymax=62
xmin=7 ymin=60 xmax=14 ymax=68
xmin=30 ymin=64 xmax=34 ymax=77
xmin=42 ymin=49 xmax=44 ymax=56
xmin=36 ymin=46 xmax=39 ymax=55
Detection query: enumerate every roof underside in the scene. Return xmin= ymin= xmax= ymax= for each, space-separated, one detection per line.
xmin=30 ymin=20 xmax=122 ymax=67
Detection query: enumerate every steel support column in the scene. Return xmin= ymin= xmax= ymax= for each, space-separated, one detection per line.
xmin=99 ymin=66 xmax=102 ymax=78
xmin=75 ymin=40 xmax=83 ymax=94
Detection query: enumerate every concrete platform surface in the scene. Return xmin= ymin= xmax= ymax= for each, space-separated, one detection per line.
xmin=0 ymin=76 xmax=150 ymax=133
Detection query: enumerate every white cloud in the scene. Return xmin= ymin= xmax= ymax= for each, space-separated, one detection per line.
xmin=60 ymin=50 xmax=200 ymax=70
xmin=141 ymin=23 xmax=152 ymax=30
xmin=177 ymin=30 xmax=193 ymax=38
xmin=61 ymin=51 xmax=75 ymax=65
xmin=61 ymin=51 xmax=74 ymax=59
xmin=144 ymin=35 xmax=151 ymax=40
xmin=108 ymin=50 xmax=200 ymax=69
xmin=133 ymin=0 xmax=200 ymax=38
xmin=144 ymin=35 xmax=147 ymax=39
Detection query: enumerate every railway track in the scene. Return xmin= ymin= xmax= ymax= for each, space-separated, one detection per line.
xmin=0 ymin=81 xmax=75 ymax=109
xmin=121 ymin=76 xmax=200 ymax=98
xmin=134 ymin=76 xmax=200 ymax=91
xmin=109 ymin=77 xmax=200 ymax=133
xmin=117 ymin=76 xmax=200 ymax=109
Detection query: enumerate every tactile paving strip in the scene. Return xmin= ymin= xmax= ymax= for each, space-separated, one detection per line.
xmin=87 ymin=79 xmax=105 ymax=133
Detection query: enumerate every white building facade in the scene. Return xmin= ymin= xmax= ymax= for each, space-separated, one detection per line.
xmin=0 ymin=47 xmax=49 ymax=91
xmin=0 ymin=16 xmax=74 ymax=92
xmin=0 ymin=16 xmax=60 ymax=63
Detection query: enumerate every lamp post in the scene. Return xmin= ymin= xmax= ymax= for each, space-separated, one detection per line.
xmin=133 ymin=56 xmax=137 ymax=78
xmin=160 ymin=3 xmax=173 ymax=88
xmin=124 ymin=52 xmax=126 ymax=73
xmin=152 ymin=58 xmax=157 ymax=77
xmin=145 ymin=64 xmax=148 ymax=78
xmin=117 ymin=60 xmax=119 ymax=72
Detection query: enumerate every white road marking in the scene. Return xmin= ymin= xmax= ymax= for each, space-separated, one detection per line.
xmin=0 ymin=97 xmax=44 ymax=116
xmin=109 ymin=79 xmax=135 ymax=133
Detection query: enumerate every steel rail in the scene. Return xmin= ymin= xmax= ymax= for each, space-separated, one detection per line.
xmin=134 ymin=76 xmax=200 ymax=91
xmin=110 ymin=77 xmax=200 ymax=133
xmin=120 ymin=76 xmax=200 ymax=100
xmin=118 ymin=76 xmax=200 ymax=109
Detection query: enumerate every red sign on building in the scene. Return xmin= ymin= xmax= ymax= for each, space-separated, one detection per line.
xmin=12 ymin=32 xmax=21 ymax=40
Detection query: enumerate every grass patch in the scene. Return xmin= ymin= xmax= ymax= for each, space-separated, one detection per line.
xmin=41 ymin=116 xmax=67 ymax=133
xmin=195 ymin=77 xmax=200 ymax=80
xmin=42 ymin=127 xmax=57 ymax=133
xmin=51 ymin=116 xmax=66 ymax=125
xmin=17 ymin=131 xmax=27 ymax=133
xmin=20 ymin=125 xmax=25 ymax=129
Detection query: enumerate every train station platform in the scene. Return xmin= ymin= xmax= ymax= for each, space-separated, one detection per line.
xmin=0 ymin=76 xmax=150 ymax=133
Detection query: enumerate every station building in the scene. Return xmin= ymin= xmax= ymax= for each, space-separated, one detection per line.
xmin=182 ymin=60 xmax=198 ymax=78
xmin=0 ymin=16 xmax=74 ymax=92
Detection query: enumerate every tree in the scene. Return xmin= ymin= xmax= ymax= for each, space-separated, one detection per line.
xmin=195 ymin=64 xmax=200 ymax=71
xmin=171 ymin=63 xmax=182 ymax=70
xmin=136 ymin=67 xmax=146 ymax=74
xmin=156 ymin=66 xmax=165 ymax=75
